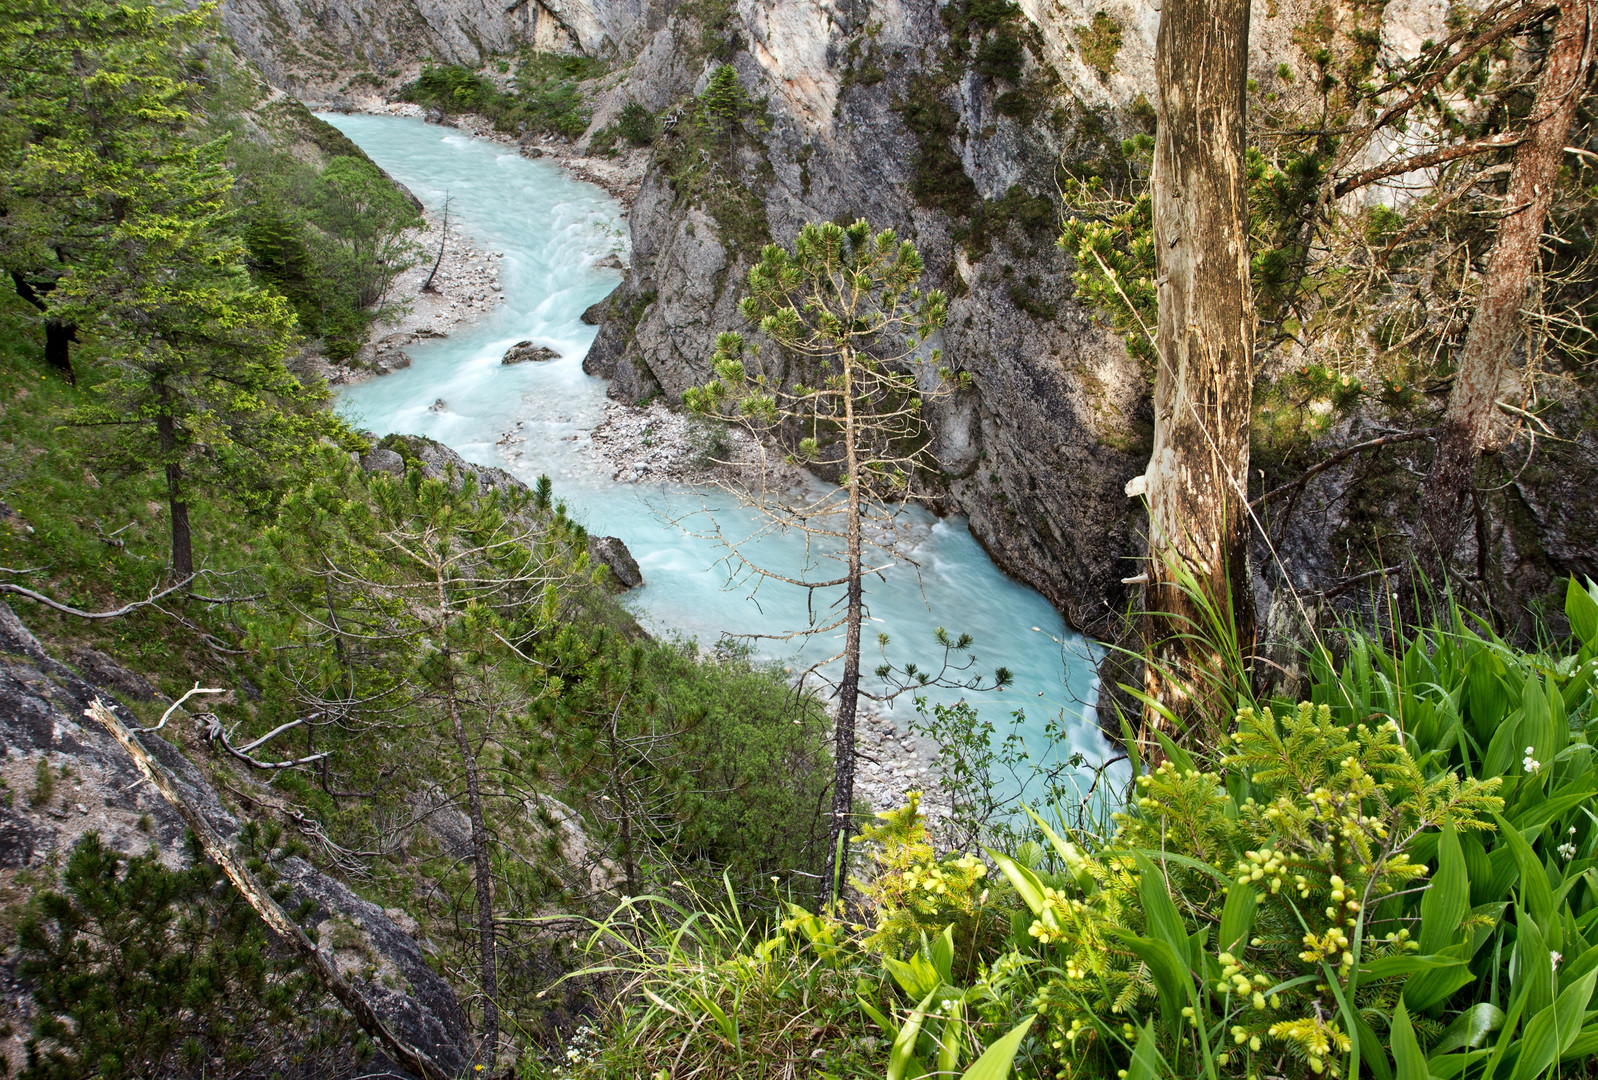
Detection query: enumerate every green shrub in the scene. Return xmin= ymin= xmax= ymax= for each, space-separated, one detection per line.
xmin=17 ymin=832 xmax=349 ymax=1080
xmin=614 ymin=102 xmax=658 ymax=146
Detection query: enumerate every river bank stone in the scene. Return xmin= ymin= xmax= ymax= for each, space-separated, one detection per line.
xmin=587 ymin=535 xmax=643 ymax=590
xmin=503 ymin=341 xmax=560 ymax=364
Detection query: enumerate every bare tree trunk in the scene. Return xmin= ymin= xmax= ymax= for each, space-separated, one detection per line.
xmin=821 ymin=364 xmax=863 ymax=910
xmin=84 ymin=699 xmax=452 ymax=1080
xmin=446 ymin=674 xmax=498 ymax=1065
xmin=606 ymin=713 xmax=640 ymax=897
xmin=1419 ymin=0 xmax=1592 ymax=583
xmin=1142 ymin=0 xmax=1256 ymax=752
xmin=155 ymin=397 xmax=194 ymax=581
xmin=421 ymin=196 xmax=450 ymax=294
xmin=436 ymin=580 xmax=498 ymax=1066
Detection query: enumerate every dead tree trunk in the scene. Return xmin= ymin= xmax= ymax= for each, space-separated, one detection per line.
xmin=1142 ymin=0 xmax=1256 ymax=751
xmin=1419 ymin=0 xmax=1592 ymax=584
xmin=820 ymin=362 xmax=863 ymax=911
xmin=84 ymin=698 xmax=452 ymax=1080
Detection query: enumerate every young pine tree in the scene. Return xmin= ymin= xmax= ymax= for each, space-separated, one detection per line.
xmin=685 ymin=219 xmax=960 ymax=905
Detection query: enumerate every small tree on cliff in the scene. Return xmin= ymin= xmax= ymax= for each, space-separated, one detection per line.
xmin=685 ymin=219 xmax=972 ymax=905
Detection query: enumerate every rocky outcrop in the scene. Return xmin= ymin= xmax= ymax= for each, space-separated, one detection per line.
xmin=0 ymin=603 xmax=473 ymax=1078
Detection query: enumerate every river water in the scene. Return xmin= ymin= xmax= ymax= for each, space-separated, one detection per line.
xmin=321 ymin=112 xmax=1114 ymax=790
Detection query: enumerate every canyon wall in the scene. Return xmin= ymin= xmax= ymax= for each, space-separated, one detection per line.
xmin=223 ymin=0 xmax=1597 ymax=648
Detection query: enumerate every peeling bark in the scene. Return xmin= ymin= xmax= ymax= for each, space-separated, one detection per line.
xmin=1142 ymin=0 xmax=1256 ymax=749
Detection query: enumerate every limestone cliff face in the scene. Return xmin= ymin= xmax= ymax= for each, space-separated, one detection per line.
xmin=220 ymin=0 xmax=653 ymax=95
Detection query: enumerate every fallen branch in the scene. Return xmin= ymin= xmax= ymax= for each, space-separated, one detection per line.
xmin=200 ymin=712 xmax=334 ymax=770
xmin=0 ymin=575 xmax=196 ymax=618
xmin=83 ymin=698 xmax=454 ymax=1080
xmin=140 ymin=682 xmax=224 ymax=734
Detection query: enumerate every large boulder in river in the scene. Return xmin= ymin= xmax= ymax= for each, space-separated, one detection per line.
xmin=502 ymin=341 xmax=560 ymax=365
xmin=0 ymin=603 xmax=473 ymax=1077
xmin=587 ymin=535 xmax=643 ymax=590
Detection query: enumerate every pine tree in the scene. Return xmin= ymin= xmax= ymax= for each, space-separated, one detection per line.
xmin=685 ymin=219 xmax=960 ymax=906
xmin=1 ymin=0 xmax=346 ymax=580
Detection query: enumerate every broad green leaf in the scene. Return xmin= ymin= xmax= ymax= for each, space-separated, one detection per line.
xmin=1511 ymin=907 xmax=1553 ymax=1019
xmin=1404 ymin=944 xmax=1477 ymax=1012
xmin=1483 ymin=710 xmax=1525 ymax=780
xmin=1116 ymin=931 xmax=1188 ymax=1038
xmin=1134 ymin=853 xmax=1191 ymax=964
xmin=930 ymin=925 xmax=955 ymax=987
xmin=1566 ymin=576 xmax=1598 ymax=646
xmin=1365 ymin=953 xmax=1469 ymax=981
xmin=1510 ymin=966 xmax=1597 ymax=1080
xmin=1421 ymin=822 xmax=1468 ymax=955
xmin=1355 ymin=1009 xmax=1394 ymax=1080
xmin=1495 ymin=814 xmax=1554 ymax=928
xmin=1431 ymin=1003 xmax=1505 ymax=1056
xmin=1393 ymin=1000 xmax=1428 ymax=1080
xmin=888 ymin=988 xmax=938 ymax=1080
xmin=1124 ymin=1019 xmax=1162 ymax=1080
xmin=988 ymin=850 xmax=1048 ymax=918
xmin=858 ymin=996 xmax=897 ymax=1039
xmin=1218 ymin=880 xmax=1258 ymax=954
xmin=957 ymin=1014 xmax=1035 ymax=1080
xmin=1023 ymin=806 xmax=1094 ymax=891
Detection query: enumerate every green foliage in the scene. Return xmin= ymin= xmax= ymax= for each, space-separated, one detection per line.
xmin=400 ymin=54 xmax=604 ymax=140
xmin=656 ymin=64 xmax=773 ymax=260
xmin=900 ymin=77 xmax=982 ymax=221
xmin=232 ymin=141 xmax=424 ymax=360
xmin=1074 ymin=12 xmax=1122 ymax=78
xmin=697 ymin=64 xmax=748 ymax=138
xmin=29 ymin=756 xmax=54 ymax=807
xmin=686 ymin=219 xmax=953 ymax=497
xmin=592 ymin=102 xmax=658 ymax=154
xmin=16 ymin=831 xmax=348 ymax=1080
xmin=0 ymin=0 xmax=355 ymax=577
xmin=1059 ymin=163 xmax=1156 ymax=369
xmin=556 ymin=582 xmax=1598 ymax=1080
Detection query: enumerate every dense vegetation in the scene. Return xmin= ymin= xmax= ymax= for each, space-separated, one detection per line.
xmin=562 ymin=587 xmax=1598 ymax=1080
xmin=0 ymin=2 xmax=833 ymax=1075
xmin=4 ymin=0 xmax=1598 ymax=1077
xmin=400 ymin=55 xmax=607 ymax=141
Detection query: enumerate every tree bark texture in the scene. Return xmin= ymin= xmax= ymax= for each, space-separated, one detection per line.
xmin=821 ymin=364 xmax=863 ymax=910
xmin=1143 ymin=0 xmax=1256 ymax=749
xmin=1420 ymin=0 xmax=1592 ymax=580
xmin=155 ymin=406 xmax=194 ymax=581
xmin=83 ymin=698 xmax=452 ymax=1080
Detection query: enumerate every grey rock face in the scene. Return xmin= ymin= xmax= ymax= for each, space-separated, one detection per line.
xmin=503 ymin=341 xmax=561 ymax=364
xmin=0 ymin=603 xmax=473 ymax=1077
xmin=587 ymin=535 xmax=644 ymax=589
xmin=587 ymin=2 xmax=1150 ymax=638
